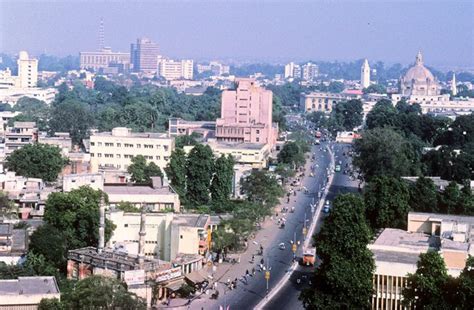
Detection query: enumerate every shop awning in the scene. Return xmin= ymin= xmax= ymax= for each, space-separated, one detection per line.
xmin=165 ymin=281 xmax=183 ymax=291
xmin=185 ymin=270 xmax=208 ymax=284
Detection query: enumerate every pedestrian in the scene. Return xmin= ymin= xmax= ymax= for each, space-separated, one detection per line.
xmin=260 ymin=258 xmax=264 ymax=265
xmin=246 ymin=269 xmax=249 ymax=276
xmin=252 ymin=267 xmax=255 ymax=275
xmin=251 ymin=254 xmax=255 ymax=262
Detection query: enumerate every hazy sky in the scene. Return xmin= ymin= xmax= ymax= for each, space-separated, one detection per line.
xmin=0 ymin=0 xmax=473 ymax=67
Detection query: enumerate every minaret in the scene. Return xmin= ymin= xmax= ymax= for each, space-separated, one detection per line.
xmin=361 ymin=59 xmax=371 ymax=89
xmin=451 ymin=73 xmax=457 ymax=96
xmin=138 ymin=205 xmax=146 ymax=262
xmin=98 ymin=195 xmax=105 ymax=254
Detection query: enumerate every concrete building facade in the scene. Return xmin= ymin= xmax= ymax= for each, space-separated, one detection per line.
xmin=17 ymin=51 xmax=38 ymax=88
xmin=79 ymin=47 xmax=130 ymax=71
xmin=216 ymin=78 xmax=277 ymax=148
xmin=300 ymin=92 xmax=356 ymax=113
xmin=5 ymin=122 xmax=38 ymax=155
xmin=89 ymin=127 xmax=174 ymax=173
xmin=284 ymin=62 xmax=301 ymax=79
xmin=0 ymin=277 xmax=60 ymax=309
xmin=157 ymin=58 xmax=193 ymax=80
xmin=130 ymin=38 xmax=160 ymax=73
xmin=302 ymin=62 xmax=318 ymax=81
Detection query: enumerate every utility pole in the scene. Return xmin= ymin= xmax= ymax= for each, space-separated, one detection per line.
xmin=265 ymin=254 xmax=270 ymax=296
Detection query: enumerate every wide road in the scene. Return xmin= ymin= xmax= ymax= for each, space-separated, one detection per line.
xmin=203 ymin=141 xmax=333 ymax=310
xmin=263 ymin=143 xmax=359 ymax=310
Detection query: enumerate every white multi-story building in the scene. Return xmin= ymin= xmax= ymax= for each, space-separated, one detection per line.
xmin=0 ymin=51 xmax=56 ymax=105
xmin=284 ymin=62 xmax=301 ymax=79
xmin=79 ymin=47 xmax=130 ymax=71
xmin=157 ymin=58 xmax=193 ymax=80
xmin=89 ymin=127 xmax=174 ymax=173
xmin=302 ymin=62 xmax=318 ymax=81
xmin=17 ymin=51 xmax=38 ymax=88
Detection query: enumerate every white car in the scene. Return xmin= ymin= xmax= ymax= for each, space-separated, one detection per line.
xmin=279 ymin=243 xmax=286 ymax=250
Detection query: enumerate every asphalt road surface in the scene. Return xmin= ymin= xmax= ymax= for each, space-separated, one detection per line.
xmin=263 ymin=143 xmax=359 ymax=310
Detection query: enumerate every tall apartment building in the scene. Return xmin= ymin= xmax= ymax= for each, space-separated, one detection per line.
xmin=302 ymin=62 xmax=318 ymax=81
xmin=5 ymin=122 xmax=38 ymax=155
xmin=157 ymin=58 xmax=194 ymax=80
xmin=215 ymin=78 xmax=277 ymax=147
xmin=17 ymin=51 xmax=38 ymax=88
xmin=130 ymin=38 xmax=160 ymax=73
xmin=79 ymin=47 xmax=130 ymax=71
xmin=284 ymin=62 xmax=301 ymax=79
xmin=89 ymin=127 xmax=174 ymax=172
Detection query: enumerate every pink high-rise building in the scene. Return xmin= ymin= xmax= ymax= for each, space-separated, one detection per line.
xmin=216 ymin=78 xmax=277 ymax=147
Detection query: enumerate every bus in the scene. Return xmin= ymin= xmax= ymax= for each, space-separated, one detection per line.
xmin=302 ymin=248 xmax=316 ymax=266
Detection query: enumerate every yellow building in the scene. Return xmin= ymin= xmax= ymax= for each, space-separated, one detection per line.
xmin=89 ymin=127 xmax=174 ymax=173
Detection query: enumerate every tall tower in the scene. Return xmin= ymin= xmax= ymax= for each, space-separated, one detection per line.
xmin=361 ymin=59 xmax=371 ymax=89
xmin=98 ymin=18 xmax=105 ymax=51
xmin=451 ymin=73 xmax=457 ymax=96
xmin=17 ymin=51 xmax=38 ymax=88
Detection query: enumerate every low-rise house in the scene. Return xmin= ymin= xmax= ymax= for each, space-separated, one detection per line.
xmin=62 ymin=173 xmax=104 ymax=192
xmin=0 ymin=172 xmax=55 ymax=218
xmin=0 ymin=276 xmax=60 ymax=309
xmin=38 ymin=132 xmax=72 ymax=154
xmin=0 ymin=223 xmax=28 ymax=264
xmin=104 ymin=177 xmax=181 ymax=213
xmin=4 ymin=122 xmax=37 ymax=155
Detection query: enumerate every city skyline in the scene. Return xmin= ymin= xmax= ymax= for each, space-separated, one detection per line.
xmin=0 ymin=0 xmax=473 ymax=67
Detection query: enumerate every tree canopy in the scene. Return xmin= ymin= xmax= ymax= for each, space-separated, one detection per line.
xmin=300 ymin=194 xmax=374 ymax=309
xmin=127 ymin=155 xmax=163 ymax=184
xmin=5 ymin=143 xmax=67 ymax=182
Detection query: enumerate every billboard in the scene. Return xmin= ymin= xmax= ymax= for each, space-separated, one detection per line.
xmin=123 ymin=269 xmax=145 ymax=286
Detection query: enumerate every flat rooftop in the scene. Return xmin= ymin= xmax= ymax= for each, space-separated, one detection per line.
xmin=0 ymin=277 xmax=59 ymax=295
xmin=409 ymin=212 xmax=474 ymax=226
xmin=372 ymin=249 xmax=420 ymax=265
xmin=369 ymin=228 xmax=437 ymax=253
xmin=173 ymin=214 xmax=209 ymax=228
xmin=209 ymin=141 xmax=267 ymax=151
xmin=92 ymin=131 xmax=169 ymax=139
xmin=104 ymin=184 xmax=175 ymax=196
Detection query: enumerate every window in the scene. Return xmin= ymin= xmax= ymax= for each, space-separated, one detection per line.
xmin=164 ymin=156 xmax=169 ymax=161
xmin=256 ymin=138 xmax=260 ymax=142
xmin=98 ymin=142 xmax=102 ymax=146
xmin=116 ymin=154 xmax=121 ymax=158
xmin=125 ymin=143 xmax=133 ymax=148
xmin=90 ymin=142 xmax=95 ymax=146
xmin=145 ymin=144 xmax=154 ymax=149
xmin=136 ymin=144 xmax=141 ymax=148
xmin=180 ymin=235 xmax=183 ymax=239
xmin=256 ymin=130 xmax=260 ymax=134
xmin=105 ymin=142 xmax=114 ymax=147
xmin=156 ymin=156 xmax=161 ymax=160
xmin=97 ymin=153 xmax=102 ymax=157
xmin=90 ymin=153 xmax=94 ymax=157
xmin=117 ymin=143 xmax=121 ymax=147
xmin=124 ymin=224 xmax=128 ymax=227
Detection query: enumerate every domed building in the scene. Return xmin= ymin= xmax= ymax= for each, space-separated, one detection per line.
xmin=400 ymin=51 xmax=440 ymax=96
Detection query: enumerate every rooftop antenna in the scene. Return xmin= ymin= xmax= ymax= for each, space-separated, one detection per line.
xmin=98 ymin=17 xmax=105 ymax=51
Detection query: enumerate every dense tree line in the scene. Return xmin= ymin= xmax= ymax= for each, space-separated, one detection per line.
xmin=165 ymin=144 xmax=235 ymax=208
xmin=300 ymin=194 xmax=374 ymax=308
xmin=127 ymin=155 xmax=163 ymax=184
xmin=306 ymin=99 xmax=364 ymax=133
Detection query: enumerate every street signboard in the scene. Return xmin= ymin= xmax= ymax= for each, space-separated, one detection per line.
xmin=123 ymin=269 xmax=145 ymax=286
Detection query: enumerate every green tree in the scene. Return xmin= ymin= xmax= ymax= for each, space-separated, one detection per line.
xmin=29 ymin=225 xmax=68 ymax=272
xmin=457 ymin=255 xmax=474 ymax=309
xmin=186 ymin=144 xmax=214 ymax=206
xmin=439 ymin=181 xmax=461 ymax=214
xmin=409 ymin=176 xmax=439 ymax=213
xmin=363 ymin=84 xmax=387 ymax=94
xmin=62 ymin=276 xmax=146 ymax=309
xmin=366 ymin=99 xmax=399 ymax=129
xmin=49 ymin=99 xmax=95 ymax=144
xmin=128 ymin=155 xmax=163 ymax=184
xmin=353 ymin=128 xmax=416 ymax=181
xmin=10 ymin=97 xmax=50 ymax=131
xmin=240 ymin=170 xmax=284 ymax=209
xmin=116 ymin=201 xmax=141 ymax=212
xmin=43 ymin=187 xmax=115 ymax=251
xmin=328 ymin=81 xmax=345 ymax=93
xmin=38 ymin=298 xmax=64 ymax=310
xmin=333 ymin=99 xmax=364 ymax=130
xmin=306 ymin=111 xmax=327 ymax=128
xmin=403 ymin=251 xmax=453 ymax=309
xmin=175 ymin=133 xmax=200 ymax=148
xmin=165 ymin=148 xmax=187 ymax=200
xmin=210 ymin=155 xmax=235 ymax=206
xmin=5 ymin=143 xmax=67 ymax=182
xmin=364 ymin=176 xmax=410 ymax=230
xmin=277 ymin=141 xmax=305 ymax=168
xmin=300 ymin=194 xmax=374 ymax=309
